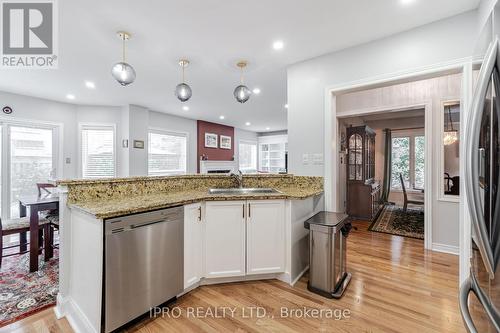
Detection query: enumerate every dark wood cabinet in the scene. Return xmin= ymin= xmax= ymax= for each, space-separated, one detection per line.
xmin=346 ymin=125 xmax=383 ymax=220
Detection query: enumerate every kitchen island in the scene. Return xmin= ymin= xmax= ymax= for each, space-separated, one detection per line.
xmin=55 ymin=174 xmax=323 ymax=333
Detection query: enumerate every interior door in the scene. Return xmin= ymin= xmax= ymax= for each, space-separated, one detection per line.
xmin=6 ymin=124 xmax=57 ymax=218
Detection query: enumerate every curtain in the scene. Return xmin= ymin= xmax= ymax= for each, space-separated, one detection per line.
xmin=381 ymin=128 xmax=392 ymax=203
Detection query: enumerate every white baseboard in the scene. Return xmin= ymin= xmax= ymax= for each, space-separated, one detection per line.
xmin=291 ymin=265 xmax=309 ymax=286
xmin=432 ymin=242 xmax=459 ymax=255
xmin=54 ymin=293 xmax=68 ymax=319
xmin=63 ymin=296 xmax=98 ymax=333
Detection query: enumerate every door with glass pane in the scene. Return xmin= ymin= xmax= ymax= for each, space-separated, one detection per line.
xmin=5 ymin=124 xmax=57 ymax=218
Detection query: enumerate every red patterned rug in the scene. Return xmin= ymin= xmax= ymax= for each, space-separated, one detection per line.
xmin=0 ymin=249 xmax=58 ymax=327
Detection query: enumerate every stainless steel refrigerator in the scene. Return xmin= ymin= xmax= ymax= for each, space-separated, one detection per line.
xmin=460 ymin=38 xmax=500 ymax=333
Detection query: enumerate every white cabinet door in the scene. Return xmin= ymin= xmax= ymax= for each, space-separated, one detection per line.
xmin=184 ymin=203 xmax=204 ymax=289
xmin=205 ymin=201 xmax=246 ymax=278
xmin=246 ymin=200 xmax=285 ymax=274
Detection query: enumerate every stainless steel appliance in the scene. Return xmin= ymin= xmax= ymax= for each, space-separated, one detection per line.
xmin=104 ymin=206 xmax=183 ymax=333
xmin=460 ymin=37 xmax=500 ymax=333
xmin=304 ymin=212 xmax=351 ymax=299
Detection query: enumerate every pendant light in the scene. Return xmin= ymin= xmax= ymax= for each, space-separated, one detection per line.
xmin=111 ymin=31 xmax=136 ymax=86
xmin=175 ymin=59 xmax=192 ymax=102
xmin=233 ymin=61 xmax=251 ymax=103
xmin=443 ymin=105 xmax=458 ymax=145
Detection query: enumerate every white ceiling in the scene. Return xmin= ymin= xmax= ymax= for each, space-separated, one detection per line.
xmin=0 ymin=0 xmax=479 ymax=132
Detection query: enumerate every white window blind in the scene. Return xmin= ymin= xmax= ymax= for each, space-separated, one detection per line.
xmin=148 ymin=130 xmax=187 ymax=175
xmin=81 ymin=125 xmax=115 ymax=178
xmin=239 ymin=141 xmax=257 ymax=173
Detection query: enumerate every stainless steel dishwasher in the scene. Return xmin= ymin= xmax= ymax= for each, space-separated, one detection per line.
xmin=104 ymin=206 xmax=183 ymax=333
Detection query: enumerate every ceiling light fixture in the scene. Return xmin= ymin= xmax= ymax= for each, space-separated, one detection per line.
xmin=284 ymin=104 xmax=289 ymax=109
xmin=219 ymin=115 xmax=225 ymax=120
xmin=252 ymin=88 xmax=261 ymax=95
xmin=111 ymin=31 xmax=136 ymax=86
xmin=175 ymin=59 xmax=193 ymax=102
xmin=273 ymin=40 xmax=284 ymax=50
xmin=234 ymin=61 xmax=251 ymax=103
xmin=85 ymin=81 xmax=96 ymax=89
xmin=266 ymin=127 xmax=270 ymax=130
xmin=245 ymin=122 xmax=251 ymax=126
xmin=182 ymin=105 xmax=189 ymax=111
xmin=66 ymin=94 xmax=75 ymax=100
xmin=400 ymin=0 xmax=416 ymax=5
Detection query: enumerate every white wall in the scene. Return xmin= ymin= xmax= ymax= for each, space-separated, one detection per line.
xmin=287 ymin=10 xmax=478 ymax=177
xmin=0 ymin=91 xmax=78 ymax=179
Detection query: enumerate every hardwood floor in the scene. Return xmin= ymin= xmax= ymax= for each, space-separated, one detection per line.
xmin=1 ymin=220 xmax=465 ymax=333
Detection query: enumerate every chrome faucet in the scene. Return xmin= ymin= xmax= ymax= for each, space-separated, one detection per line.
xmin=230 ymin=170 xmax=243 ymax=188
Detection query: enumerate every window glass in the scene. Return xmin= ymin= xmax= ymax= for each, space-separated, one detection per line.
xmin=81 ymin=125 xmax=115 ymax=178
xmin=239 ymin=142 xmax=257 ymax=173
xmin=443 ymin=103 xmax=460 ymax=196
xmin=391 ymin=137 xmax=410 ymax=189
xmin=148 ymin=131 xmax=187 ymax=175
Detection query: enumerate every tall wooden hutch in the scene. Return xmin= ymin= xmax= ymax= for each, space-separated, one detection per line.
xmin=346 ymin=125 xmax=383 ymax=220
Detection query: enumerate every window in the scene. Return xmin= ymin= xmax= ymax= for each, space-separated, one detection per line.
xmin=239 ymin=141 xmax=257 ymax=173
xmin=258 ymin=135 xmax=288 ymax=174
xmin=80 ymin=124 xmax=115 ymax=178
xmin=148 ymin=130 xmax=187 ymax=175
xmin=391 ymin=131 xmax=425 ymax=191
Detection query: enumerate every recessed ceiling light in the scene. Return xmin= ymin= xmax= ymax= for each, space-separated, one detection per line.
xmin=66 ymin=94 xmax=75 ymax=100
xmin=245 ymin=122 xmax=251 ymax=126
xmin=273 ymin=40 xmax=284 ymax=50
xmin=85 ymin=81 xmax=95 ymax=89
xmin=284 ymin=104 xmax=289 ymax=109
xmin=266 ymin=127 xmax=270 ymax=130
xmin=400 ymin=0 xmax=415 ymax=4
xmin=252 ymin=88 xmax=261 ymax=94
xmin=182 ymin=105 xmax=189 ymax=111
xmin=219 ymin=115 xmax=225 ymax=120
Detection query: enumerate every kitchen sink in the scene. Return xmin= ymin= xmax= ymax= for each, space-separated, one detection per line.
xmin=208 ymin=188 xmax=282 ymax=195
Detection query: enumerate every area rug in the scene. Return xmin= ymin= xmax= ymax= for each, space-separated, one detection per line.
xmin=368 ymin=204 xmax=424 ymax=239
xmin=0 ymin=249 xmax=59 ymax=327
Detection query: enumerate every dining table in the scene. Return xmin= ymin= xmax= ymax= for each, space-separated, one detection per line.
xmin=18 ymin=194 xmax=59 ymax=272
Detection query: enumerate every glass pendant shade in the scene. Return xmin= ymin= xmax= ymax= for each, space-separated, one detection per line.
xmin=234 ymin=84 xmax=251 ymax=103
xmin=443 ymin=131 xmax=458 ymax=145
xmin=175 ymin=83 xmax=192 ymax=102
xmin=111 ymin=62 xmax=136 ymax=86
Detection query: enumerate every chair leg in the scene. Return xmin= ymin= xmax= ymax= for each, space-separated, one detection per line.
xmin=0 ymin=234 xmax=3 ymax=268
xmin=20 ymin=232 xmax=27 ymax=252
xmin=403 ymin=202 xmax=408 ymax=213
xmin=44 ymin=224 xmax=52 ymax=261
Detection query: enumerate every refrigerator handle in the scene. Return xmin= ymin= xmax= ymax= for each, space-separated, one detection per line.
xmin=459 ymin=272 xmax=500 ymax=333
xmin=465 ymin=38 xmax=498 ymax=279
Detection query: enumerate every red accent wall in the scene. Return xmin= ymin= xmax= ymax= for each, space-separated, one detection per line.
xmin=197 ymin=120 xmax=235 ymax=172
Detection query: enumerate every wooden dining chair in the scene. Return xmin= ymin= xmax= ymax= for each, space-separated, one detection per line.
xmin=36 ymin=183 xmax=56 ymax=196
xmin=399 ymin=173 xmax=424 ymax=213
xmin=37 ymin=182 xmax=59 ymax=253
xmin=0 ymin=216 xmax=49 ymax=267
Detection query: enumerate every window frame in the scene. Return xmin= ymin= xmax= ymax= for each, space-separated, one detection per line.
xmin=0 ymin=117 xmax=62 ymax=219
xmin=147 ymin=127 xmax=189 ymax=176
xmin=390 ymin=128 xmax=424 ymax=193
xmin=78 ymin=123 xmax=117 ymax=179
xmin=238 ymin=139 xmax=258 ymax=173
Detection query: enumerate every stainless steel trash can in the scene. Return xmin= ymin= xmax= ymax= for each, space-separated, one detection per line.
xmin=304 ymin=211 xmax=352 ymax=299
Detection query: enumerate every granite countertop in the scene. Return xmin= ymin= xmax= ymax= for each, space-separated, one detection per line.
xmin=70 ymin=186 xmax=323 ymax=219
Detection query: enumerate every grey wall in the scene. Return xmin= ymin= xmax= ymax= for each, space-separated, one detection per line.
xmin=287 ymin=10 xmax=478 ymax=176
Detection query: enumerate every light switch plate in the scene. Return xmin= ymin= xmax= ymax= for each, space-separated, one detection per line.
xmin=65 ymin=157 xmax=71 ymax=164
xmin=302 ymin=153 xmax=310 ymax=165
xmin=312 ymin=153 xmax=324 ymax=165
